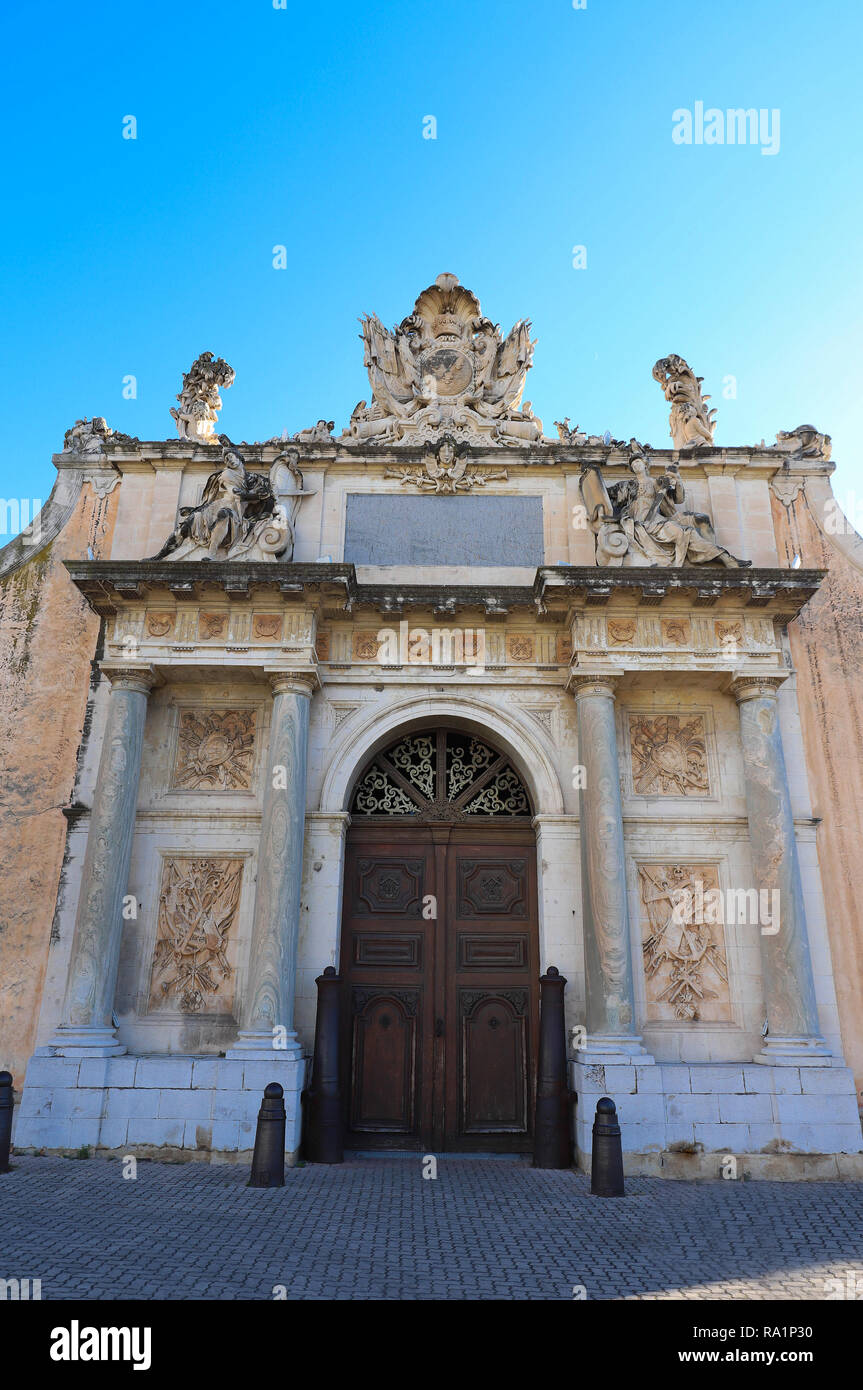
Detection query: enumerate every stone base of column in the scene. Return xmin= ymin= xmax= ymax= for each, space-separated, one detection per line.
xmin=752 ymin=1035 xmax=833 ymax=1067
xmin=570 ymin=1057 xmax=863 ymax=1171
xmin=47 ymin=1026 xmax=126 ymax=1057
xmin=575 ymin=1034 xmax=656 ymax=1066
xmin=225 ymin=1029 xmax=303 ymax=1063
xmin=13 ymin=1053 xmax=307 ymax=1161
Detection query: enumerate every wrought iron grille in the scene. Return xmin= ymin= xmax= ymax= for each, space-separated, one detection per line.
xmin=350 ymin=729 xmax=532 ymax=820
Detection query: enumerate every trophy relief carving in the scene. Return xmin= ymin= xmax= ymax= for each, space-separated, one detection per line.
xmin=628 ymin=713 xmax=710 ymax=796
xmin=147 ymin=857 xmax=243 ymax=1015
xmin=172 ymin=710 xmax=257 ymax=791
xmin=638 ymin=863 xmax=731 ymax=1023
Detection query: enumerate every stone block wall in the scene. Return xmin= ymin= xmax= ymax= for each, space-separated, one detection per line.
xmin=0 ymin=480 xmax=118 ymax=1083
xmin=14 ymin=1053 xmax=306 ymax=1160
xmin=772 ymin=479 xmax=863 ymax=1109
xmin=571 ymin=1056 xmax=863 ymax=1177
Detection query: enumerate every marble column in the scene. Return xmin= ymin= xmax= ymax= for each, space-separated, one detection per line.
xmin=52 ymin=666 xmax=158 ymax=1056
xmin=731 ymin=676 xmax=829 ymax=1064
xmin=569 ymin=675 xmax=645 ymax=1057
xmin=228 ymin=671 xmax=316 ymax=1061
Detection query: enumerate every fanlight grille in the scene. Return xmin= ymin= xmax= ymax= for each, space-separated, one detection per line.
xmin=350 ymin=729 xmax=531 ymax=820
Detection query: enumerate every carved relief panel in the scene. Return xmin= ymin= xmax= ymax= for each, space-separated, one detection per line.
xmin=171 ymin=708 xmax=258 ymax=793
xmin=457 ymin=859 xmax=527 ymax=917
xmin=624 ymin=711 xmax=715 ymax=799
xmin=354 ymin=859 xmax=424 ymax=916
xmin=146 ymin=856 xmax=244 ymax=1016
xmin=637 ymin=862 xmax=732 ymax=1024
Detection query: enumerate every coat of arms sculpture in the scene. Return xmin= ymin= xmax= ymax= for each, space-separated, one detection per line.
xmin=344 ymin=272 xmax=544 ymax=446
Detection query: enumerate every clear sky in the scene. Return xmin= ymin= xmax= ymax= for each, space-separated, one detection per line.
xmin=2 ymin=0 xmax=862 ymax=536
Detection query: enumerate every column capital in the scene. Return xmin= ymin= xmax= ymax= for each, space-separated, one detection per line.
xmin=727 ymin=673 xmax=789 ymax=704
xmin=99 ymin=663 xmax=161 ymax=695
xmin=566 ymin=671 xmax=622 ymax=702
xmin=264 ymin=666 xmax=321 ymax=698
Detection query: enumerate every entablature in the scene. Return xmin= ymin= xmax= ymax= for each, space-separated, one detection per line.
xmin=65 ymin=561 xmax=823 ymax=682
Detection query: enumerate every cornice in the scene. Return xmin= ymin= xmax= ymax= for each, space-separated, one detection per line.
xmin=51 ymin=438 xmax=838 ymax=478
xmin=64 ymin=560 xmax=825 ymax=624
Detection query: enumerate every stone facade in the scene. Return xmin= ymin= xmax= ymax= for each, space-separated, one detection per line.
xmin=1 ymin=273 xmax=861 ymax=1171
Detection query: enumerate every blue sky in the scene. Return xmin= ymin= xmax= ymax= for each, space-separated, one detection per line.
xmin=2 ymin=0 xmax=861 ymax=533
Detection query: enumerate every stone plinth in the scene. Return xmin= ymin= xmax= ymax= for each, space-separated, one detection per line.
xmin=13 ymin=1053 xmax=307 ymax=1163
xmin=571 ymin=1056 xmax=862 ymax=1175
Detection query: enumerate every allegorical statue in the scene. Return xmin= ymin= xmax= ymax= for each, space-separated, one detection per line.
xmin=147 ymin=437 xmax=314 ymax=563
xmin=652 ymin=355 xmax=716 ymax=449
xmin=170 ymin=351 xmax=235 ymax=442
xmin=580 ymin=445 xmax=751 ymax=568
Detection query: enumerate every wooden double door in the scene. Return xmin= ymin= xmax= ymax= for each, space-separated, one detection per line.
xmin=340 ymin=821 xmax=539 ymax=1151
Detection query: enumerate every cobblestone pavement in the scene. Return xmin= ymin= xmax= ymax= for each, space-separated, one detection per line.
xmin=3 ymin=1155 xmax=863 ymax=1300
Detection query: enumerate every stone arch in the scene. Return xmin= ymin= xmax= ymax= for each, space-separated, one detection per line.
xmin=318 ymin=693 xmax=565 ymax=817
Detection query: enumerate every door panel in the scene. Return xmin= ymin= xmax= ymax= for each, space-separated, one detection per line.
xmin=341 ymin=830 xmax=435 ymax=1150
xmin=444 ymin=830 xmax=538 ymax=1151
xmin=460 ymin=989 xmax=528 ymax=1133
xmin=350 ymin=988 xmax=419 ymax=1133
xmin=340 ymin=822 xmax=537 ymax=1152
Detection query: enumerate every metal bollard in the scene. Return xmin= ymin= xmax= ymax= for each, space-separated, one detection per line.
xmin=247 ymin=1083 xmax=286 ymax=1188
xmin=0 ymin=1072 xmax=13 ymax=1174
xmin=590 ymin=1096 xmax=625 ymax=1197
xmin=303 ymin=966 xmax=343 ymax=1164
xmin=533 ymin=966 xmax=573 ymax=1169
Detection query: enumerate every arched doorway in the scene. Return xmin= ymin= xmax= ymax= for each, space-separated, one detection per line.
xmin=340 ymin=726 xmax=539 ymax=1152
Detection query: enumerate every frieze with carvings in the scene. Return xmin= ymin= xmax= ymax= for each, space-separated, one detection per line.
xmin=146 ymin=612 xmax=175 ymax=638
xmin=628 ymin=713 xmax=710 ymax=796
xmin=715 ymin=619 xmax=744 ymax=652
xmin=353 ymin=631 xmax=383 ymax=661
xmin=198 ymin=613 xmax=227 ymax=641
xmin=638 ymin=863 xmax=731 ymax=1023
xmin=661 ymin=618 xmax=691 ymax=647
xmin=147 ymin=857 xmax=243 ymax=1015
xmin=172 ymin=709 xmax=257 ymax=791
xmin=252 ymin=614 xmax=282 ymax=641
xmin=607 ymin=617 xmax=638 ymax=646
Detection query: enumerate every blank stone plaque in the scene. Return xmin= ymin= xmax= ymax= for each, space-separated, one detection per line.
xmin=344 ymin=495 xmax=544 ymax=567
